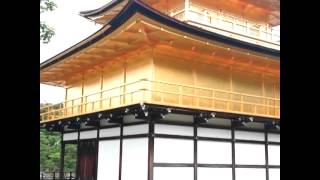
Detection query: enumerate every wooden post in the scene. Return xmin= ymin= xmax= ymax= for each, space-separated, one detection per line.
xmin=230 ymin=66 xmax=233 ymax=111
xmin=85 ymin=96 xmax=88 ymax=113
xmin=122 ymin=62 xmax=127 ymax=105
xmin=178 ymin=85 xmax=182 ymax=105
xmin=131 ymin=92 xmax=134 ymax=103
xmin=59 ymin=133 xmax=65 ymax=180
xmin=64 ymin=88 xmax=67 ymax=117
xmin=48 ymin=106 xmax=50 ymax=120
xmin=212 ymin=90 xmax=215 ymax=109
xmin=92 ymin=101 xmax=94 ymax=112
xmin=262 ymin=73 xmax=266 ymax=115
xmin=80 ymin=74 xmax=84 ymax=114
xmin=273 ymin=83 xmax=277 ymax=116
xmin=241 ymin=95 xmax=243 ymax=112
xmin=100 ymin=69 xmax=104 ymax=110
xmin=71 ymin=100 xmax=74 ymax=115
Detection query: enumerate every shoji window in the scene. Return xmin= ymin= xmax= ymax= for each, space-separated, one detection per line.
xmin=97 ymin=140 xmax=120 ymax=180
xmin=269 ymin=168 xmax=280 ymax=180
xmin=99 ymin=127 xmax=120 ymax=138
xmin=268 ymin=145 xmax=280 ymax=165
xmin=235 ymin=143 xmax=265 ymax=165
xmin=235 ymin=130 xmax=265 ymax=141
xmin=123 ymin=124 xmax=148 ymax=136
xmin=198 ymin=167 xmax=232 ymax=180
xmin=63 ymin=132 xmax=78 ymax=141
xmin=80 ymin=130 xmax=97 ymax=140
xmin=268 ymin=133 xmax=280 ymax=142
xmin=236 ymin=168 xmax=266 ymax=180
xmin=198 ymin=140 xmax=232 ymax=164
xmin=154 ymin=138 xmax=193 ymax=163
xmin=197 ymin=127 xmax=231 ymax=139
xmin=154 ymin=167 xmax=194 ymax=180
xmin=155 ymin=124 xmax=193 ymax=136
xmin=121 ymin=138 xmax=148 ymax=180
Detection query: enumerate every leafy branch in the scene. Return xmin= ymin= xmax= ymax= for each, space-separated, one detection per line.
xmin=40 ymin=0 xmax=57 ymax=43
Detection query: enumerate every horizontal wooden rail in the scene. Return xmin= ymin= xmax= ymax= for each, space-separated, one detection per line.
xmin=149 ymin=89 xmax=279 ymax=109
xmin=150 ymin=79 xmax=280 ymax=101
xmin=40 ymin=79 xmax=280 ymax=123
xmin=169 ymin=2 xmax=280 ymax=45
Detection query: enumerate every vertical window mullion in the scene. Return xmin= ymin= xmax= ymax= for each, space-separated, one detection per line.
xmin=265 ymin=125 xmax=269 ymax=180
xmin=76 ymin=130 xmax=80 ymax=180
xmin=148 ymin=114 xmax=154 ymax=180
xmin=194 ymin=123 xmax=198 ymax=180
xmin=119 ymin=120 xmax=123 ymax=180
xmin=94 ymin=124 xmax=100 ymax=180
xmin=59 ymin=132 xmax=65 ymax=180
xmin=231 ymin=123 xmax=236 ymax=180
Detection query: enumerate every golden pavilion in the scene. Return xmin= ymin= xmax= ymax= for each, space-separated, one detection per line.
xmin=40 ymin=0 xmax=280 ymax=180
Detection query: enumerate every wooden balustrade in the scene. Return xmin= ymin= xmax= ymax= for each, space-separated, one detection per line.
xmin=40 ymin=79 xmax=280 ymax=122
xmin=168 ymin=2 xmax=280 ymax=45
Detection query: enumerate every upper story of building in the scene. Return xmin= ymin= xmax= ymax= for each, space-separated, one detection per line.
xmin=81 ymin=0 xmax=280 ymax=50
xmin=40 ymin=0 xmax=280 ymax=124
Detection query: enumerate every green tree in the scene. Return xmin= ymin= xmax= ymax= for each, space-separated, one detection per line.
xmin=40 ymin=128 xmax=61 ymax=171
xmin=40 ymin=0 xmax=57 ymax=43
xmin=40 ymin=103 xmax=77 ymax=173
xmin=64 ymin=144 xmax=77 ymax=172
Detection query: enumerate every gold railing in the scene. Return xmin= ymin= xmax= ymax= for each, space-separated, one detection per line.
xmin=168 ymin=3 xmax=280 ymax=47
xmin=40 ymin=79 xmax=280 ymax=123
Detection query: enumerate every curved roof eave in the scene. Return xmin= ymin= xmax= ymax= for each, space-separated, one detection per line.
xmin=80 ymin=0 xmax=125 ymax=18
xmin=41 ymin=0 xmax=280 ymax=70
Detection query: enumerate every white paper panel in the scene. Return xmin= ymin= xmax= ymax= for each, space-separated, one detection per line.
xmin=154 ymin=167 xmax=194 ymax=180
xmin=269 ymin=169 xmax=280 ymax=180
xmin=63 ymin=132 xmax=78 ymax=141
xmin=268 ymin=145 xmax=280 ymax=165
xmin=198 ymin=141 xmax=232 ymax=164
xmin=97 ymin=140 xmax=120 ymax=180
xmin=99 ymin=127 xmax=120 ymax=138
xmin=235 ymin=130 xmax=265 ymax=141
xmin=154 ymin=138 xmax=193 ymax=163
xmin=121 ymin=138 xmax=148 ymax=180
xmin=198 ymin=127 xmax=231 ymax=139
xmin=236 ymin=168 xmax=266 ymax=180
xmin=235 ymin=143 xmax=265 ymax=165
xmin=198 ymin=168 xmax=232 ymax=180
xmin=268 ymin=133 xmax=280 ymax=142
xmin=80 ymin=130 xmax=97 ymax=139
xmin=123 ymin=124 xmax=148 ymax=135
xmin=155 ymin=124 xmax=193 ymax=136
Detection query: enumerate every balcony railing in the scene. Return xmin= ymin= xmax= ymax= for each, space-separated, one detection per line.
xmin=40 ymin=79 xmax=280 ymax=123
xmin=167 ymin=3 xmax=280 ymax=49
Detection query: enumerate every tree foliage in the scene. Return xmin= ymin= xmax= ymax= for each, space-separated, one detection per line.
xmin=40 ymin=0 xmax=57 ymax=43
xmin=40 ymin=129 xmax=61 ymax=172
xmin=40 ymin=103 xmax=76 ymax=172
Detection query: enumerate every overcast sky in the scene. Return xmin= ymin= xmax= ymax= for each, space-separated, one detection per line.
xmin=40 ymin=0 xmax=110 ymax=103
xmin=40 ymin=0 xmax=280 ymax=104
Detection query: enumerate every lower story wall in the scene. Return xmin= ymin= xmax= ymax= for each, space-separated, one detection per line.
xmin=62 ymin=116 xmax=280 ymax=180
